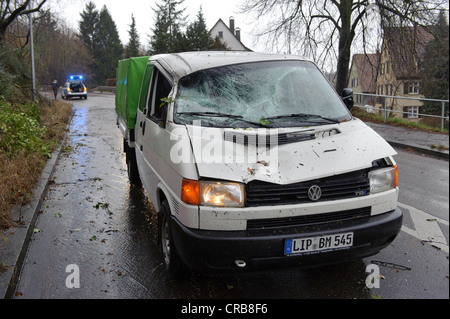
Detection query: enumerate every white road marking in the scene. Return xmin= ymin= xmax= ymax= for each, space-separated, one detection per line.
xmin=398 ymin=202 xmax=449 ymax=254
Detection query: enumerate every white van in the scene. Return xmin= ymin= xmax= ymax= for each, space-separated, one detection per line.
xmin=119 ymin=52 xmax=402 ymax=279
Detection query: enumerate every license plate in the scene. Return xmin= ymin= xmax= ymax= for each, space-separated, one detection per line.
xmin=285 ymin=232 xmax=353 ymax=255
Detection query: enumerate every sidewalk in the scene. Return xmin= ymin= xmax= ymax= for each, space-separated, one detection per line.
xmin=365 ymin=122 xmax=449 ymax=160
xmin=0 ymin=145 xmax=62 ymax=299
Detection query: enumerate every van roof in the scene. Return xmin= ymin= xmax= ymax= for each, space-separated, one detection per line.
xmin=151 ymin=51 xmax=312 ymax=81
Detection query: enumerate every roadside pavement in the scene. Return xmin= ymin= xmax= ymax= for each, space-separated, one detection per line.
xmin=365 ymin=122 xmax=449 ymax=159
xmin=0 ymin=119 xmax=448 ymax=298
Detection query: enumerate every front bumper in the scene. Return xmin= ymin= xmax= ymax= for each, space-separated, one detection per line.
xmin=64 ymin=91 xmax=87 ymax=98
xmin=170 ymin=207 xmax=403 ymax=272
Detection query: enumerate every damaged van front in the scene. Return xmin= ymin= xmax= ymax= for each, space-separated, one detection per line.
xmin=130 ymin=52 xmax=402 ymax=279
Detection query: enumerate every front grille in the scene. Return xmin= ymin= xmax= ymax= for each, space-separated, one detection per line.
xmin=247 ymin=207 xmax=371 ymax=230
xmin=224 ymin=130 xmax=315 ymax=146
xmin=246 ymin=169 xmax=370 ymax=207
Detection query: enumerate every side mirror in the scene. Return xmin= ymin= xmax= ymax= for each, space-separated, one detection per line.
xmin=342 ymin=88 xmax=354 ymax=111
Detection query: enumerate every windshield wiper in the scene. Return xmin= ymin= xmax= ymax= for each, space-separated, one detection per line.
xmin=265 ymin=113 xmax=340 ymax=124
xmin=177 ymin=111 xmax=243 ymax=119
xmin=177 ymin=112 xmax=268 ymax=127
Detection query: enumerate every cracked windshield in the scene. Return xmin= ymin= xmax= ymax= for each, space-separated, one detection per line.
xmin=174 ymin=60 xmax=352 ymax=128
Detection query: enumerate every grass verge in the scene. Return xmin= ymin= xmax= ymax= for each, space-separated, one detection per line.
xmin=0 ymin=96 xmax=72 ymax=230
xmin=351 ymin=108 xmax=449 ymax=134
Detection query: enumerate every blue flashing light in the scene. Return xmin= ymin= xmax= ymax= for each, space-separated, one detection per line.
xmin=68 ymin=75 xmax=85 ymax=81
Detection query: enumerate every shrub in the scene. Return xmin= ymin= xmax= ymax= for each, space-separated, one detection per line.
xmin=0 ymin=42 xmax=30 ymax=102
xmin=0 ymin=99 xmax=52 ymax=158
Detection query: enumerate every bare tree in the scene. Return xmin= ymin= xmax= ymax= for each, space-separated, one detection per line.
xmin=33 ymin=9 xmax=92 ymax=85
xmin=0 ymin=0 xmax=47 ymax=42
xmin=240 ymin=0 xmax=448 ymax=94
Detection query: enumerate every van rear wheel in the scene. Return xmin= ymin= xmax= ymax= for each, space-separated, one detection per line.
xmin=159 ymin=200 xmax=188 ymax=280
xmin=125 ymin=146 xmax=141 ymax=187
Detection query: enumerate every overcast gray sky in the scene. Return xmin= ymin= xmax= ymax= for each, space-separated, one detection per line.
xmin=48 ymin=0 xmax=259 ymax=51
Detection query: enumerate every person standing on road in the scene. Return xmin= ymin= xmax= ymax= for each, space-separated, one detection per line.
xmin=51 ymin=80 xmax=59 ymax=99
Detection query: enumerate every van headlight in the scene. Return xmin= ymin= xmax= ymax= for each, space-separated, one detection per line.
xmin=201 ymin=181 xmax=245 ymax=207
xmin=181 ymin=179 xmax=245 ymax=207
xmin=368 ymin=165 xmax=398 ymax=194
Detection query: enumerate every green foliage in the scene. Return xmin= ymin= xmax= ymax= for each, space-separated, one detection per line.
xmin=420 ymin=11 xmax=449 ymax=115
xmin=78 ymin=1 xmax=100 ymax=54
xmin=185 ymin=7 xmax=212 ymax=51
xmin=93 ymin=6 xmax=123 ymax=82
xmin=149 ymin=2 xmax=229 ymax=54
xmin=351 ymin=108 xmax=449 ymax=134
xmin=149 ymin=0 xmax=187 ymax=54
xmin=124 ymin=14 xmax=141 ymax=58
xmin=0 ymin=99 xmax=51 ymax=158
xmin=0 ymin=65 xmax=19 ymax=99
xmin=79 ymin=2 xmax=123 ymax=85
xmin=0 ymin=43 xmax=30 ymax=102
xmin=184 ymin=7 xmax=229 ymax=51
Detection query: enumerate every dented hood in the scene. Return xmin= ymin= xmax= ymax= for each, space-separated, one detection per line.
xmin=186 ymin=118 xmax=397 ymax=184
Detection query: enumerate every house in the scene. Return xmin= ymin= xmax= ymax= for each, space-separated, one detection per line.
xmin=375 ymin=26 xmax=434 ymax=119
xmin=210 ymin=17 xmax=252 ymax=51
xmin=348 ymin=52 xmax=380 ymax=112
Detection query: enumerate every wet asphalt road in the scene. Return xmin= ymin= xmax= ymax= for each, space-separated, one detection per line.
xmin=13 ymin=93 xmax=448 ymax=299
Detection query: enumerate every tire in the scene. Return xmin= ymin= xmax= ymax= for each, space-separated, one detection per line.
xmin=159 ymin=200 xmax=188 ymax=280
xmin=126 ymin=146 xmax=141 ymax=187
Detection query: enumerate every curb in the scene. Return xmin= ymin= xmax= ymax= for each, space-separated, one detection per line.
xmin=386 ymin=140 xmax=449 ymax=161
xmin=0 ymin=144 xmax=63 ymax=299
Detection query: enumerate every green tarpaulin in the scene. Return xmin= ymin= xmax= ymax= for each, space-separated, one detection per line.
xmin=115 ymin=56 xmax=150 ymax=129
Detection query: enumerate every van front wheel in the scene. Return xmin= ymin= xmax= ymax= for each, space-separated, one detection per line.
xmin=159 ymin=200 xmax=188 ymax=280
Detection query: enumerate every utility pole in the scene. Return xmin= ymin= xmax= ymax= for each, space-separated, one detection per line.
xmin=29 ymin=3 xmax=36 ymax=101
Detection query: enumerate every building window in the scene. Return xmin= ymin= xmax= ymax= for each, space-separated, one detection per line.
xmin=218 ymin=31 xmax=223 ymax=38
xmin=356 ymin=94 xmax=363 ymax=104
xmin=351 ymin=78 xmax=358 ymax=87
xmin=385 ymin=84 xmax=392 ymax=96
xmin=378 ymin=85 xmax=383 ymax=95
xmin=404 ymin=82 xmax=420 ymax=95
xmin=408 ymin=82 xmax=419 ymax=94
xmin=403 ymin=106 xmax=419 ymax=118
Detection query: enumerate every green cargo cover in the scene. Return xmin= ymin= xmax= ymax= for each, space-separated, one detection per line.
xmin=116 ymin=56 xmax=150 ymax=129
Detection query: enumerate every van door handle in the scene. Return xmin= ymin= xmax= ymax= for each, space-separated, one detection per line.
xmin=142 ymin=121 xmax=146 ymax=136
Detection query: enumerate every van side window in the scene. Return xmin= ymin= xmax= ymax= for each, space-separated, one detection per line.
xmin=138 ymin=64 xmax=154 ymax=112
xmin=148 ymin=69 xmax=172 ymax=122
xmin=146 ymin=69 xmax=157 ymax=116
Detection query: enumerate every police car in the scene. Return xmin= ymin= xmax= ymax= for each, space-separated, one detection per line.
xmin=61 ymin=75 xmax=87 ymax=100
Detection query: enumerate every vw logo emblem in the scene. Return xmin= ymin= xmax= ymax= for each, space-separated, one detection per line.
xmin=308 ymin=185 xmax=322 ymax=201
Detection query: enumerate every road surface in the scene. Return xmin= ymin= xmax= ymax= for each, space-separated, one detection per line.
xmin=13 ymin=93 xmax=449 ymax=300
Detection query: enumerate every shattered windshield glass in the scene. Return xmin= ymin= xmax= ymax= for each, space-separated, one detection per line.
xmin=174 ymin=60 xmax=351 ymax=128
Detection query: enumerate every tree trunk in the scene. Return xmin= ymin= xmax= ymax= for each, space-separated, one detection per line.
xmin=0 ymin=27 xmax=6 ymax=43
xmin=335 ymin=0 xmax=354 ymax=95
